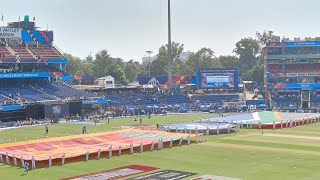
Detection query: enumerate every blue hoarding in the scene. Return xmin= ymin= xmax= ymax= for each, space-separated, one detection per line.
xmin=60 ymin=76 xmax=72 ymax=81
xmin=0 ymin=72 xmax=50 ymax=79
xmin=246 ymin=100 xmax=268 ymax=107
xmin=0 ymin=105 xmax=24 ymax=111
xmin=82 ymin=98 xmax=107 ymax=105
xmin=267 ymin=41 xmax=320 ymax=47
xmin=22 ymin=30 xmax=53 ymax=43
xmin=0 ymin=58 xmax=67 ymax=64
xmin=285 ymin=83 xmax=320 ymax=88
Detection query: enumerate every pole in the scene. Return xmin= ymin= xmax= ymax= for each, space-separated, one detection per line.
xmin=168 ymin=0 xmax=173 ymax=93
xmin=148 ymin=53 xmax=151 ymax=76
xmin=146 ymin=51 xmax=153 ymax=77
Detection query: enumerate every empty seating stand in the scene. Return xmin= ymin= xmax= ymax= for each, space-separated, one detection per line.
xmin=39 ymin=83 xmax=94 ymax=99
xmin=0 ymin=46 xmax=14 ymax=59
xmin=106 ymin=93 xmax=194 ymax=109
xmin=29 ymin=45 xmax=63 ymax=59
xmin=0 ymin=85 xmax=55 ymax=103
xmin=193 ymin=94 xmax=240 ymax=106
xmin=0 ymin=82 xmax=95 ymax=104
xmin=0 ymin=95 xmax=10 ymax=104
xmin=11 ymin=45 xmax=34 ymax=59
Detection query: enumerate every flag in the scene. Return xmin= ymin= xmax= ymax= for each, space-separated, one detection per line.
xmin=33 ymin=16 xmax=35 ymax=21
xmin=1 ymin=14 xmax=3 ymax=22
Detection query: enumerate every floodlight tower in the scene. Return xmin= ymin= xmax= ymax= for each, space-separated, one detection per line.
xmin=167 ymin=0 xmax=173 ymax=93
xmin=146 ymin=50 xmax=153 ymax=76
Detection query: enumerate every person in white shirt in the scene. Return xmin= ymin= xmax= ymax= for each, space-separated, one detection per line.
xmin=109 ymin=145 xmax=113 ymax=158
xmin=20 ymin=156 xmax=24 ymax=167
xmin=118 ymin=145 xmax=122 ymax=156
xmin=179 ymin=137 xmax=183 ymax=147
xmin=13 ymin=154 xmax=17 ymax=166
xmin=6 ymin=152 xmax=9 ymax=164
xmin=97 ymin=149 xmax=101 ymax=159
xmin=130 ymin=142 xmax=133 ymax=154
xmin=86 ymin=149 xmax=89 ymax=161
xmin=151 ymin=140 xmax=154 ymax=151
xmin=61 ymin=153 xmax=65 ymax=165
xmin=31 ymin=156 xmax=36 ymax=169
xmin=158 ymin=139 xmax=161 ymax=150
xmin=49 ymin=156 xmax=52 ymax=167
xmin=140 ymin=142 xmax=143 ymax=153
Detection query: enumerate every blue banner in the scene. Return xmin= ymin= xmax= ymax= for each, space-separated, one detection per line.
xmin=0 ymin=105 xmax=24 ymax=111
xmin=0 ymin=72 xmax=50 ymax=79
xmin=82 ymin=98 xmax=107 ymax=105
xmin=47 ymin=59 xmax=68 ymax=63
xmin=22 ymin=30 xmax=53 ymax=43
xmin=285 ymin=83 xmax=320 ymax=88
xmin=60 ymin=76 xmax=72 ymax=81
xmin=268 ymin=41 xmax=320 ymax=47
xmin=0 ymin=58 xmax=67 ymax=64
xmin=246 ymin=100 xmax=268 ymax=107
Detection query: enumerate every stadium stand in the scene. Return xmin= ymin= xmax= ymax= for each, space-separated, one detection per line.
xmin=265 ymin=38 xmax=320 ymax=109
xmin=0 ymin=46 xmax=14 ymax=60
xmin=0 ymin=95 xmax=11 ymax=105
xmin=106 ymin=92 xmax=194 ymax=109
xmin=11 ymin=45 xmax=35 ymax=59
xmin=0 ymin=81 xmax=94 ymax=102
xmin=0 ymin=84 xmax=55 ymax=103
xmin=157 ymin=93 xmax=193 ymax=105
xmin=29 ymin=45 xmax=63 ymax=59
xmin=38 ymin=82 xmax=94 ymax=99
xmin=192 ymin=94 xmax=240 ymax=105
xmin=271 ymin=91 xmax=301 ymax=108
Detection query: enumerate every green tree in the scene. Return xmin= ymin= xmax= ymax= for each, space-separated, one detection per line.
xmin=65 ymin=53 xmax=87 ymax=76
xmin=92 ymin=50 xmax=128 ymax=85
xmin=218 ymin=55 xmax=240 ymax=68
xmin=150 ymin=42 xmax=184 ymax=76
xmin=92 ymin=50 xmax=112 ymax=78
xmin=124 ymin=59 xmax=141 ymax=83
xmin=173 ymin=59 xmax=193 ymax=75
xmin=249 ymin=64 xmax=264 ymax=83
xmin=256 ymin=30 xmax=274 ymax=47
xmin=233 ymin=38 xmax=260 ymax=80
xmin=186 ymin=47 xmax=221 ymax=71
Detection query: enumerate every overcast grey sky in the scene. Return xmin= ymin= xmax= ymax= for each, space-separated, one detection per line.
xmin=1 ymin=0 xmax=320 ymax=62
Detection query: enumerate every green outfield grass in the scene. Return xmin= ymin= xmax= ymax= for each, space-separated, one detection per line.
xmin=1 ymin=113 xmax=320 ymax=180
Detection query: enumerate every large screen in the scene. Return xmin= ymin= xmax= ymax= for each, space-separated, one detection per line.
xmin=196 ymin=68 xmax=240 ymax=92
xmin=206 ymin=75 xmax=234 ymax=86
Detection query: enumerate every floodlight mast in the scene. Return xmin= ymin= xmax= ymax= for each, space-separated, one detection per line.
xmin=146 ymin=50 xmax=153 ymax=77
xmin=167 ymin=0 xmax=173 ymax=93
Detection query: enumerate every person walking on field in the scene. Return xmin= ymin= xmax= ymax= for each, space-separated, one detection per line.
xmin=45 ymin=124 xmax=48 ymax=135
xmin=23 ymin=161 xmax=29 ymax=174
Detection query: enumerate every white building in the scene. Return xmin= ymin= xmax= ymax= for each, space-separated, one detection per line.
xmin=179 ymin=51 xmax=193 ymax=62
xmin=142 ymin=55 xmax=157 ymax=64
xmin=96 ymin=76 xmax=115 ymax=88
